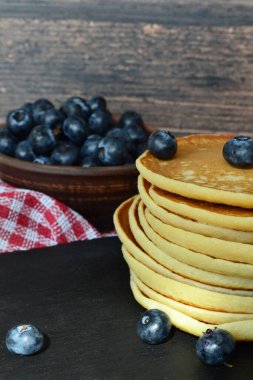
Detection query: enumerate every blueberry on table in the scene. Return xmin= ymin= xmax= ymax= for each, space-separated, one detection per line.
xmin=87 ymin=96 xmax=107 ymax=112
xmin=15 ymin=140 xmax=36 ymax=162
xmin=6 ymin=324 xmax=45 ymax=356
xmin=137 ymin=309 xmax=172 ymax=345
xmin=119 ymin=110 xmax=144 ymax=130
xmin=32 ymin=98 xmax=54 ymax=125
xmin=61 ymin=96 xmax=91 ymax=121
xmin=0 ymin=129 xmax=17 ymax=157
xmin=29 ymin=125 xmax=57 ymax=155
xmin=223 ymin=136 xmax=253 ymax=168
xmin=51 ymin=141 xmax=79 ymax=165
xmin=97 ymin=136 xmax=128 ymax=165
xmin=6 ymin=108 xmax=34 ymax=138
xmin=88 ymin=109 xmax=113 ymax=135
xmin=148 ymin=130 xmax=177 ymax=160
xmin=62 ymin=117 xmax=90 ymax=146
xmin=80 ymin=134 xmax=101 ymax=159
xmin=196 ymin=328 xmax=235 ymax=366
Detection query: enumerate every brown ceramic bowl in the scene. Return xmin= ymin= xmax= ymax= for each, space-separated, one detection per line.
xmin=0 ymin=122 xmax=154 ymax=231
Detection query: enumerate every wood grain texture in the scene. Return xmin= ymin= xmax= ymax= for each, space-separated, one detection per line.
xmin=1 ymin=1 xmax=253 ymax=134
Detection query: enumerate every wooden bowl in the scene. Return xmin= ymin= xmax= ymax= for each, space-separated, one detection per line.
xmin=0 ymin=122 xmax=154 ymax=232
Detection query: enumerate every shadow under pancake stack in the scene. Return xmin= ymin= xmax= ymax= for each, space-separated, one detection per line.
xmin=113 ymin=134 xmax=253 ymax=341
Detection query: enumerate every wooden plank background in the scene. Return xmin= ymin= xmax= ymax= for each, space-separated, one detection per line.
xmin=1 ymin=0 xmax=253 ymax=135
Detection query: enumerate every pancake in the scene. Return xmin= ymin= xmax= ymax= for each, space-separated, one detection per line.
xmin=127 ymin=199 xmax=253 ymax=295
xmin=122 ymin=245 xmax=253 ymax=313
xmin=137 ymin=199 xmax=253 ymax=279
xmin=130 ymin=276 xmax=253 ymax=341
xmin=114 ymin=133 xmax=253 ymax=341
xmin=136 ymin=134 xmax=253 ymax=208
xmin=128 ymin=196 xmax=253 ymax=289
xmin=138 ymin=176 xmax=253 ymax=243
xmin=113 ymin=197 xmax=253 ymax=339
xmin=144 ymin=206 xmax=253 ymax=265
xmin=123 ymin=233 xmax=253 ymax=296
xmin=131 ymin=272 xmax=253 ymax=325
xmin=149 ymin=184 xmax=253 ymax=232
xmin=120 ymin=198 xmax=253 ymax=297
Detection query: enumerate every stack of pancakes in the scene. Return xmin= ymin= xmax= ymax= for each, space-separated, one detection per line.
xmin=113 ymin=134 xmax=253 ymax=341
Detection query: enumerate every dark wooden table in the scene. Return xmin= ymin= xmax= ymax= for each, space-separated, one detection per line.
xmin=0 ymin=237 xmax=252 ymax=380
xmin=1 ymin=1 xmax=253 ymax=135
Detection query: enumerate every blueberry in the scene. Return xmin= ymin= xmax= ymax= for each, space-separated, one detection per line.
xmin=6 ymin=324 xmax=45 ymax=356
xmin=119 ymin=110 xmax=144 ymax=130
xmin=97 ymin=136 xmax=128 ymax=165
xmin=106 ymin=127 xmax=134 ymax=152
xmin=6 ymin=108 xmax=34 ymax=138
xmin=106 ymin=127 xmax=125 ymax=140
xmin=89 ymin=110 xmax=113 ymax=135
xmin=32 ymin=98 xmax=54 ymax=125
xmin=196 ymin=328 xmax=235 ymax=366
xmin=51 ymin=141 xmax=79 ymax=165
xmin=15 ymin=140 xmax=36 ymax=162
xmin=33 ymin=156 xmax=53 ymax=165
xmin=41 ymin=108 xmax=64 ymax=131
xmin=29 ymin=125 xmax=57 ymax=155
xmin=22 ymin=102 xmax=34 ymax=117
xmin=62 ymin=117 xmax=90 ymax=146
xmin=61 ymin=96 xmax=91 ymax=121
xmin=0 ymin=129 xmax=17 ymax=157
xmin=80 ymin=134 xmax=101 ymax=159
xmin=80 ymin=156 xmax=100 ymax=167
xmin=87 ymin=96 xmax=107 ymax=112
xmin=223 ymin=136 xmax=253 ymax=168
xmin=148 ymin=130 xmax=177 ymax=160
xmin=137 ymin=309 xmax=172 ymax=345
xmin=123 ymin=123 xmax=147 ymax=145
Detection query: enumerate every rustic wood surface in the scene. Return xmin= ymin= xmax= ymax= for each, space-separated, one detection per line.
xmin=1 ymin=0 xmax=253 ymax=135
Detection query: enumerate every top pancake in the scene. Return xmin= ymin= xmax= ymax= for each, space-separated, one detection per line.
xmin=136 ymin=134 xmax=253 ymax=208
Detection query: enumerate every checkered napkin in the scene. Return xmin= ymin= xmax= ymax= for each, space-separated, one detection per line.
xmin=0 ymin=180 xmax=113 ymax=253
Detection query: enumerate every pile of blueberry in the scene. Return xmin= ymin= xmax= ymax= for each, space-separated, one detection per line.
xmin=0 ymin=96 xmax=149 ymax=166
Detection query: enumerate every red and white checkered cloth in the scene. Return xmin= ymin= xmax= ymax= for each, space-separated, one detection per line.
xmin=0 ymin=180 xmax=115 ymax=253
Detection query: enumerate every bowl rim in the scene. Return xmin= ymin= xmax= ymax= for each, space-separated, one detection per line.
xmin=0 ymin=152 xmax=138 ymax=177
